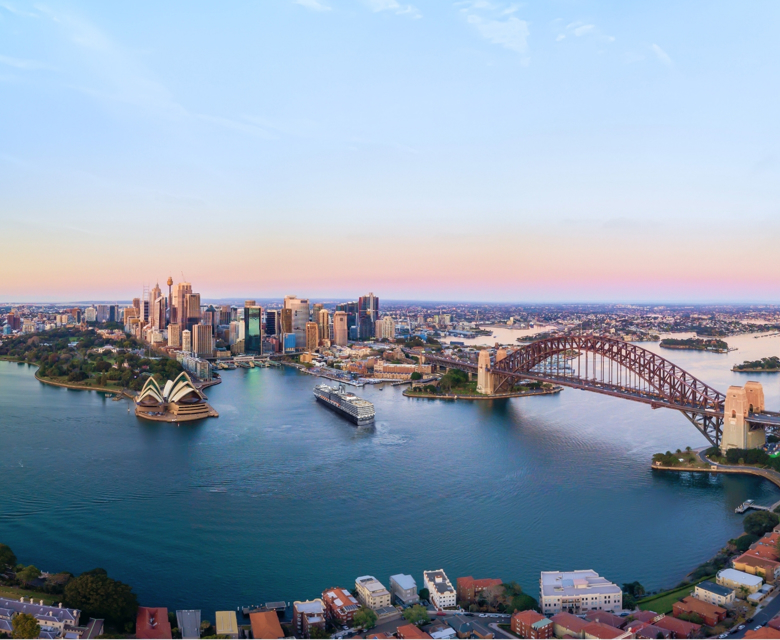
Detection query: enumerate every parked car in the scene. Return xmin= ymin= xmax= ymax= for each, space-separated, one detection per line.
xmin=738 ymin=625 xmax=746 ymax=630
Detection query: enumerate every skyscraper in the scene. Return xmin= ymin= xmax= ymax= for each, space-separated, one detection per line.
xmin=168 ymin=323 xmax=181 ymax=349
xmin=281 ymin=308 xmax=293 ymax=334
xmin=336 ymin=301 xmax=358 ymax=340
xmin=317 ymin=309 xmax=330 ymax=345
xmin=244 ymin=304 xmax=263 ymax=354
xmin=333 ymin=311 xmax=348 ymax=346
xmin=305 ymin=322 xmax=319 ymax=352
xmin=358 ymin=293 xmax=379 ymax=340
xmin=173 ymin=282 xmax=192 ymax=326
xmin=266 ymin=310 xmax=280 ymax=336
xmin=182 ymin=329 xmax=192 ymax=354
xmin=152 ymin=297 xmax=166 ymax=330
xmin=381 ymin=315 xmax=396 ymax=341
xmin=284 ymin=296 xmax=310 ymax=349
xmin=193 ymin=324 xmax=214 ymax=358
xmin=185 ymin=292 xmax=201 ymax=332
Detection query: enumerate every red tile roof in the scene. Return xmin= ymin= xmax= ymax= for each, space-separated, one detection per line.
xmin=745 ymin=628 xmax=780 ymax=639
xmin=135 ymin=607 xmax=172 ymax=640
xmin=249 ymin=611 xmax=284 ymax=639
xmin=581 ymin=621 xmax=625 ymax=639
xmin=653 ymin=615 xmax=701 ymax=637
xmin=551 ymin=612 xmax=588 ymax=634
xmin=513 ymin=610 xmax=550 ymax=627
xmin=397 ymin=624 xmax=433 ymax=639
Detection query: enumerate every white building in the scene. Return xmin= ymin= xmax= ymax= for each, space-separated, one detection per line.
xmin=717 ymin=568 xmax=763 ymax=595
xmin=539 ymin=570 xmax=622 ymax=615
xmin=424 ymin=570 xmax=456 ymax=609
xmin=389 ymin=574 xmax=419 ymax=606
xmin=355 ymin=576 xmax=391 ymax=610
xmin=84 ymin=307 xmax=97 ymax=323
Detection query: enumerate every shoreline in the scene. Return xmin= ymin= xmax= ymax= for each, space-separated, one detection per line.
xmin=33 ymin=367 xmax=135 ymax=398
xmin=403 ymin=386 xmax=563 ymax=401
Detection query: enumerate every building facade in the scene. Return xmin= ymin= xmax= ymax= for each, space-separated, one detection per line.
xmin=539 ymin=570 xmax=622 ymax=616
xmin=424 ymin=570 xmax=457 ymax=609
xmin=355 ymin=576 xmax=392 ymax=610
xmin=244 ymin=305 xmax=263 ymax=354
xmin=333 ymin=311 xmax=349 ymax=346
xmin=390 ymin=574 xmax=419 ymax=606
xmin=694 ymin=581 xmax=735 ymax=608
xmin=322 ymin=587 xmax=361 ymax=625
xmin=456 ymin=576 xmax=503 ymax=606
xmin=293 ymin=599 xmax=327 ymax=638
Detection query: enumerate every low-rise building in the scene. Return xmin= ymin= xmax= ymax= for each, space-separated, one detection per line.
xmin=250 ymin=610 xmax=284 ymax=639
xmin=672 ymin=596 xmax=726 ymax=627
xmin=322 ymin=587 xmax=361 ymax=625
xmin=540 ymin=570 xmax=622 ymax=615
xmin=733 ymin=553 xmax=780 ymax=583
xmin=511 ymin=610 xmax=553 ymax=639
xmin=397 ymin=623 xmax=433 ymax=639
xmin=135 ymin=607 xmax=172 ymax=640
xmin=635 ymin=624 xmax=671 ymax=639
xmin=744 ymin=629 xmax=780 ymax=639
xmin=456 ymin=577 xmax=502 ymax=606
xmin=175 ymin=610 xmax=201 ymax=639
xmin=581 ymin=621 xmax=630 ymax=639
xmin=693 ymin=581 xmax=735 ymax=608
xmin=356 ymin=576 xmax=392 ymax=610
xmin=653 ymin=615 xmax=701 ymax=639
xmin=215 ymin=611 xmax=239 ymax=639
xmin=390 ymin=574 xmax=420 ymax=606
xmin=424 ymin=570 xmax=457 ymax=609
xmin=0 ymin=597 xmax=81 ymax=639
xmin=293 ymin=599 xmax=326 ymax=638
xmin=717 ymin=568 xmax=763 ymax=594
xmin=551 ymin=612 xmax=588 ymax=638
xmin=584 ymin=610 xmax=626 ymax=629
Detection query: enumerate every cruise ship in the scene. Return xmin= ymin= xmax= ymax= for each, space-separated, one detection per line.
xmin=313 ymin=383 xmax=375 ymax=425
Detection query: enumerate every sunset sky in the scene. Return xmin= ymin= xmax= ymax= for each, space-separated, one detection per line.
xmin=2 ymin=1 xmax=779 ymax=302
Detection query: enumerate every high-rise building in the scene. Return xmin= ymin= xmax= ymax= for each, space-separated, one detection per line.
xmin=219 ymin=305 xmax=231 ymax=326
xmin=245 ymin=300 xmax=257 ymax=307
xmin=281 ymin=308 xmax=293 ymax=334
xmin=265 ymin=310 xmax=280 ymax=336
xmin=317 ymin=309 xmax=330 ymax=345
xmin=168 ymin=323 xmax=182 ymax=349
xmin=284 ymin=296 xmax=310 ymax=349
xmin=336 ymin=301 xmax=358 ymax=339
xmin=151 ymin=282 xmax=162 ymax=307
xmin=85 ymin=307 xmax=97 ymax=323
xmin=182 ymin=329 xmax=192 ymax=354
xmin=358 ymin=293 xmax=379 ymax=340
xmin=244 ymin=305 xmax=263 ymax=354
xmin=185 ymin=292 xmax=201 ymax=332
xmin=228 ymin=321 xmax=243 ymax=345
xmin=152 ymin=297 xmax=166 ymax=330
xmin=381 ymin=315 xmax=395 ymax=341
xmin=333 ymin=311 xmax=348 ymax=346
xmin=193 ymin=324 xmax=214 ymax=358
xmin=305 ymin=322 xmax=319 ymax=352
xmin=173 ymin=282 xmax=192 ymax=326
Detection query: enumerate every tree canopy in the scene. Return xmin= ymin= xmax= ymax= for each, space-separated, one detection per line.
xmin=744 ymin=511 xmax=780 ymax=537
xmin=63 ymin=571 xmax=138 ymax=627
xmin=12 ymin=613 xmax=40 ymax=639
xmin=353 ymin=607 xmax=378 ymax=630
xmin=403 ymin=605 xmax=430 ymax=626
xmin=0 ymin=543 xmax=16 ymax=570
xmin=16 ymin=565 xmax=41 ymax=584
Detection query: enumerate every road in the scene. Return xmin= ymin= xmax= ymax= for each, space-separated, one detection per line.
xmin=731 ymin=591 xmax=780 ymax=638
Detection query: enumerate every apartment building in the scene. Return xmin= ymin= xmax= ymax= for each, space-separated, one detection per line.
xmin=540 ymin=570 xmax=622 ymax=615
xmin=355 ymin=576 xmax=392 ymax=610
xmin=322 ymin=587 xmax=361 ymax=625
xmin=424 ymin=570 xmax=457 ymax=609
xmin=390 ymin=574 xmax=420 ymax=606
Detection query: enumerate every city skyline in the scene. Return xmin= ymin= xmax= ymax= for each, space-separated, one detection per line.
xmin=3 ymin=0 xmax=780 ymax=302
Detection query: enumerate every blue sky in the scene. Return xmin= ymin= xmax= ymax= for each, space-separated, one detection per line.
xmin=2 ymin=1 xmax=780 ymax=302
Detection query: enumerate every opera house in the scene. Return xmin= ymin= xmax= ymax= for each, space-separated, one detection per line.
xmin=135 ymin=372 xmax=218 ymax=422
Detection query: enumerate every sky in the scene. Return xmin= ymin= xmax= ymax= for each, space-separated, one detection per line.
xmin=1 ymin=0 xmax=780 ymax=303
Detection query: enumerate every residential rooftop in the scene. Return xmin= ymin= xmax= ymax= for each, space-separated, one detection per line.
xmin=540 ymin=570 xmax=621 ymax=597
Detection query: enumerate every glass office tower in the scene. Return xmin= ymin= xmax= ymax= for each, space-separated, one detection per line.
xmin=244 ymin=305 xmax=263 ymax=354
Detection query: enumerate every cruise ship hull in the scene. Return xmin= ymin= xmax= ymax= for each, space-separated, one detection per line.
xmin=314 ymin=394 xmax=374 ymax=425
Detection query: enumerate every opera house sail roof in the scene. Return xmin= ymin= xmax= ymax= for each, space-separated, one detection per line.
xmin=135 ymin=372 xmax=217 ymax=422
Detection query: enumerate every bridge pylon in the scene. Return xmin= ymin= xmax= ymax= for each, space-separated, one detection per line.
xmin=477 ymin=350 xmax=496 ymax=394
xmin=722 ymin=382 xmax=766 ymax=452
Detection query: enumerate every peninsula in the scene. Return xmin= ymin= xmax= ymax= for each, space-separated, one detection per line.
xmin=659 ymin=337 xmax=729 ymax=353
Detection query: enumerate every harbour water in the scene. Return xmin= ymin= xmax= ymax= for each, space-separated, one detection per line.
xmin=1 ymin=332 xmax=779 ymax=613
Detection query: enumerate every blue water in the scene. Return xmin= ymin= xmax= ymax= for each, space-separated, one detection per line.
xmin=1 ymin=332 xmax=779 ymax=615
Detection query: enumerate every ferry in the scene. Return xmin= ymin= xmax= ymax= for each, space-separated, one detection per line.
xmin=314 ymin=383 xmax=375 ymax=425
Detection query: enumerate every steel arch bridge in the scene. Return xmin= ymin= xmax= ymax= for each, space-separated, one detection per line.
xmin=422 ymin=335 xmax=736 ymax=445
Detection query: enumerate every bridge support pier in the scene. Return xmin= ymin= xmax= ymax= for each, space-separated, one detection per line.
xmin=722 ymin=382 xmax=766 ymax=453
xmin=477 ymin=350 xmax=497 ymax=394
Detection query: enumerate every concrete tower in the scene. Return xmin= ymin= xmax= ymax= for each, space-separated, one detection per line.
xmin=721 ymin=382 xmax=766 ymax=452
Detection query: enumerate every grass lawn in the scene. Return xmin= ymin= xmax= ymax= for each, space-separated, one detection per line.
xmin=637 ymin=575 xmax=715 ymax=614
xmin=0 ymin=585 xmax=58 ymax=606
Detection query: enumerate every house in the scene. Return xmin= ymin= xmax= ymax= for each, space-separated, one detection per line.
xmin=322 ymin=587 xmax=361 ymax=625
xmin=397 ymin=623 xmax=433 ymax=639
xmin=424 ymin=570 xmax=457 ymax=609
xmin=356 ymin=576 xmax=392 ymax=610
xmin=0 ymin=597 xmax=81 ymax=638
xmin=456 ymin=577 xmax=502 ymax=606
xmin=447 ymin=615 xmax=494 ymax=639
xmin=390 ymin=574 xmax=420 ymax=606
xmin=135 ymin=607 xmax=172 ymax=640
xmin=653 ymin=615 xmax=701 ymax=639
xmin=426 ymin=621 xmax=457 ymax=639
xmin=215 ymin=611 xmax=239 ymax=639
xmin=551 ymin=611 xmax=589 ymax=638
xmin=581 ymin=621 xmax=630 ymax=639
xmin=744 ymin=629 xmax=780 ymax=639
xmin=250 ymin=610 xmax=284 ymax=639
xmin=584 ymin=610 xmax=626 ymax=629
xmin=293 ymin=600 xmax=326 ymax=638
xmin=694 ymin=581 xmax=735 ymax=608
xmin=635 ymin=625 xmax=671 ymax=639
xmin=540 ymin=571 xmax=622 ymax=616
xmin=175 ymin=610 xmax=201 ymax=639
xmin=733 ymin=554 xmax=780 ymax=583
xmin=717 ymin=568 xmax=764 ymax=594
xmin=511 ymin=610 xmax=553 ymax=639
xmin=673 ymin=596 xmax=727 ymax=627
xmin=630 ymin=610 xmax=661 ymax=624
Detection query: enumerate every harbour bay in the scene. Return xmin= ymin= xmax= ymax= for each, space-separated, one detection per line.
xmin=2 ymin=332 xmax=780 ymax=614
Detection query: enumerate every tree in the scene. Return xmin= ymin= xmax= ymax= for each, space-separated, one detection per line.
xmin=0 ymin=544 xmax=16 ymax=570
xmin=12 ymin=613 xmax=40 ymax=639
xmin=410 ymin=372 xmax=422 ymax=381
xmin=353 ymin=607 xmax=377 ymax=630
xmin=403 ymin=605 xmax=430 ymax=626
xmin=309 ymin=626 xmax=331 ymax=639
xmin=622 ymin=582 xmax=646 ymax=598
xmin=744 ymin=511 xmax=780 ymax=537
xmin=732 ymin=533 xmax=759 ymax=553
xmin=418 ymin=588 xmax=430 ymax=602
xmin=63 ymin=571 xmax=138 ymax=627
xmin=16 ymin=566 xmax=41 ymax=584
